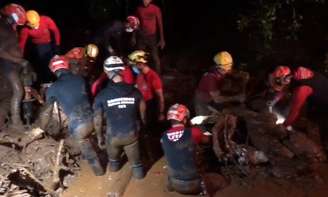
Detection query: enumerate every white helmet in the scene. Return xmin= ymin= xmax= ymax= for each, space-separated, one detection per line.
xmin=103 ymin=56 xmax=125 ymax=72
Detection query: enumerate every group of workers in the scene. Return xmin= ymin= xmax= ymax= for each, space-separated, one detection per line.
xmin=1 ymin=0 xmax=328 ymax=196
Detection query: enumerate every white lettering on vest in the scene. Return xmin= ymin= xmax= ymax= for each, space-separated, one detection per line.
xmin=167 ymin=130 xmax=184 ymax=142
xmin=107 ymin=97 xmax=135 ymax=108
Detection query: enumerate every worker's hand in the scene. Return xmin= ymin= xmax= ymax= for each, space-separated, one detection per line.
xmin=97 ymin=134 xmax=106 ymax=150
xmin=158 ymin=39 xmax=165 ymax=50
xmin=158 ymin=112 xmax=165 ymax=121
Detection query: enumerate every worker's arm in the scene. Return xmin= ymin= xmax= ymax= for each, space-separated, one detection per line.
xmin=155 ymin=6 xmax=165 ymax=49
xmin=139 ymin=98 xmax=147 ymax=125
xmin=210 ymin=90 xmax=245 ymax=103
xmin=152 ymin=73 xmax=165 ymax=120
xmin=91 ymin=72 xmax=108 ymax=97
xmin=191 ymin=127 xmax=211 ymax=144
xmin=18 ymin=28 xmax=29 ymax=54
xmin=0 ymin=49 xmax=28 ymax=66
xmin=46 ymin=16 xmax=61 ymax=46
xmin=155 ymin=88 xmax=165 ymax=120
xmin=284 ymin=86 xmax=313 ymax=126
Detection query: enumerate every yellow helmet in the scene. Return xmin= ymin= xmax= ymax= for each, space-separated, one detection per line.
xmin=84 ymin=44 xmax=99 ymax=59
xmin=26 ymin=10 xmax=40 ymax=28
xmin=128 ymin=50 xmax=148 ymax=63
xmin=213 ymin=51 xmax=233 ymax=71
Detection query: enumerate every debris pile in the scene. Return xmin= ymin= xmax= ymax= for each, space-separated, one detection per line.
xmin=0 ymin=128 xmax=79 ymax=196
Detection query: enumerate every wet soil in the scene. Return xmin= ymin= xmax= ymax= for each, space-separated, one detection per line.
xmin=63 ymin=157 xmax=328 ymax=197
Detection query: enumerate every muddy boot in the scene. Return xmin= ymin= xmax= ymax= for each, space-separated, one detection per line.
xmin=87 ymin=158 xmax=105 ymax=176
xmin=166 ymin=178 xmax=174 ymax=192
xmin=132 ymin=164 xmax=145 ymax=179
xmin=108 ymin=159 xmax=121 ymax=172
xmin=80 ymin=141 xmax=105 ymax=176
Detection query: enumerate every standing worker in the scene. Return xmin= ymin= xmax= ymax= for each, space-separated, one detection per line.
xmin=136 ymin=0 xmax=165 ymax=73
xmin=128 ymin=50 xmax=165 ymax=123
xmin=40 ymin=55 xmax=104 ymax=176
xmin=93 ymin=56 xmax=146 ymax=179
xmin=0 ymin=3 xmax=29 ymax=127
xmin=19 ymin=10 xmax=61 ymax=84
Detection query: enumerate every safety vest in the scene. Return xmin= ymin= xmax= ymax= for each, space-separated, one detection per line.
xmin=161 ymin=127 xmax=200 ymax=181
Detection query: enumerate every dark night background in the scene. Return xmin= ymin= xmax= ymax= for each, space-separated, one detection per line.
xmin=2 ymin=0 xmax=328 ymax=75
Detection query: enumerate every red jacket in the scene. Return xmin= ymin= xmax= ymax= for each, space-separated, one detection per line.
xmin=19 ymin=16 xmax=61 ymax=54
xmin=136 ymin=68 xmax=163 ymax=101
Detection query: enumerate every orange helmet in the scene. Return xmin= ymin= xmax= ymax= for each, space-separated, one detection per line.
xmin=26 ymin=10 xmax=40 ymax=28
xmin=49 ymin=55 xmax=70 ymax=73
xmin=1 ymin=3 xmax=26 ymax=25
xmin=167 ymin=104 xmax=190 ymax=122
xmin=126 ymin=16 xmax=140 ymax=32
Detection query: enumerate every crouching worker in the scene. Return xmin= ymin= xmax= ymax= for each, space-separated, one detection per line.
xmin=93 ymin=56 xmax=146 ymax=179
xmin=161 ymin=104 xmax=211 ymax=194
xmin=39 ymin=55 xmax=104 ymax=176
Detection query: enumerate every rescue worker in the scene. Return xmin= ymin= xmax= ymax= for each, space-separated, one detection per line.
xmin=266 ymin=66 xmax=292 ymax=110
xmin=90 ymin=16 xmax=141 ymax=97
xmin=19 ymin=10 xmax=61 ymax=84
xmin=283 ymin=67 xmax=328 ymax=139
xmin=65 ymin=43 xmax=99 ymax=79
xmin=93 ymin=56 xmax=146 ymax=179
xmin=194 ymin=51 xmax=244 ymax=116
xmin=136 ymin=0 xmax=165 ymax=73
xmin=94 ymin=15 xmax=141 ymax=58
xmin=128 ymin=50 xmax=165 ymax=122
xmin=0 ymin=3 xmax=29 ymax=127
xmin=40 ymin=55 xmax=104 ymax=176
xmin=161 ymin=103 xmax=210 ymax=194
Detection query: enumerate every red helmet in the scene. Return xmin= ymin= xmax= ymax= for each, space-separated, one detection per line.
xmin=167 ymin=104 xmax=190 ymax=122
xmin=1 ymin=3 xmax=26 ymax=25
xmin=126 ymin=16 xmax=140 ymax=32
xmin=49 ymin=55 xmax=70 ymax=73
xmin=293 ymin=66 xmax=314 ymax=80
xmin=272 ymin=66 xmax=291 ymax=78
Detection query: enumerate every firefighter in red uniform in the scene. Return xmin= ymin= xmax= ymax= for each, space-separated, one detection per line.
xmin=161 ymin=103 xmax=210 ymax=194
xmin=19 ymin=10 xmax=61 ymax=84
xmin=283 ymin=67 xmax=328 ymax=146
xmin=128 ymin=50 xmax=165 ymax=122
xmin=194 ymin=51 xmax=244 ymax=116
xmin=136 ymin=0 xmax=165 ymax=73
xmin=266 ymin=66 xmax=292 ymax=110
xmin=65 ymin=44 xmax=99 ymax=79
